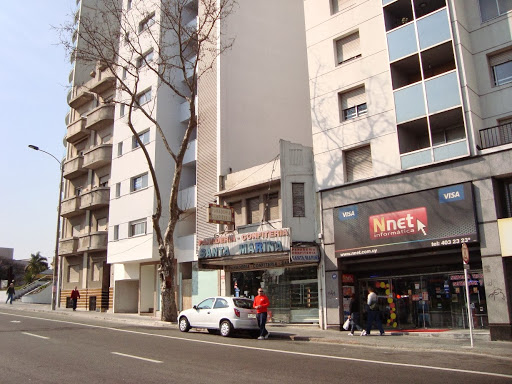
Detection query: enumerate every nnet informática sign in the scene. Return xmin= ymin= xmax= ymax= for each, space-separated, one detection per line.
xmin=334 ymin=183 xmax=478 ymax=257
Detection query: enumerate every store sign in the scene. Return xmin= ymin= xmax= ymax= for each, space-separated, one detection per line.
xmin=207 ymin=204 xmax=234 ymax=225
xmin=334 ymin=183 xmax=478 ymax=257
xmin=290 ymin=246 xmax=320 ymax=262
xmin=198 ymin=228 xmax=291 ymax=259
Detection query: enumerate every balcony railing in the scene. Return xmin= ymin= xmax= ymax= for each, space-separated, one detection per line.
xmin=85 ymin=104 xmax=114 ymax=131
xmin=58 ymin=237 xmax=79 ymax=256
xmin=79 ymin=187 xmax=110 ymax=210
xmin=66 ymin=117 xmax=88 ymax=143
xmin=61 ymin=196 xmax=82 ymax=218
xmin=479 ymin=122 xmax=512 ymax=150
xmin=83 ymin=144 xmax=112 ymax=170
xmin=63 ymin=155 xmax=87 ymax=179
xmin=78 ymin=231 xmax=108 ymax=252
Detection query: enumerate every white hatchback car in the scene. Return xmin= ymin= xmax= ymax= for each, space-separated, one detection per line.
xmin=178 ymin=296 xmax=259 ymax=337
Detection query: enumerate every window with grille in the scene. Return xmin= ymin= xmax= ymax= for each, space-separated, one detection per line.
xmin=345 ymin=145 xmax=373 ymax=182
xmin=292 ymin=183 xmax=305 ymax=217
xmin=265 ymin=192 xmax=280 ymax=221
xmin=339 ymin=86 xmax=367 ymax=121
xmin=247 ymin=196 xmax=261 ymax=224
xmin=489 ymin=49 xmax=512 ymax=87
xmin=336 ymin=32 xmax=361 ymax=65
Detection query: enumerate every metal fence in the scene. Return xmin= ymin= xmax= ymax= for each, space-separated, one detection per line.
xmin=479 ymin=122 xmax=512 ymax=149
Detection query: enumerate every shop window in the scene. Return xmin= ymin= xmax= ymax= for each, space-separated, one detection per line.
xmin=345 ymin=145 xmax=372 ymax=182
xmin=292 ymin=183 xmax=305 ymax=217
xmin=265 ymin=192 xmax=279 ymax=221
xmin=247 ymin=196 xmax=261 ymax=225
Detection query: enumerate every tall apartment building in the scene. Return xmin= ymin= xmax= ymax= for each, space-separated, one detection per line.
xmin=105 ymin=0 xmax=313 ymax=315
xmin=304 ymin=0 xmax=512 ymax=340
xmin=61 ymin=0 xmax=115 ymax=311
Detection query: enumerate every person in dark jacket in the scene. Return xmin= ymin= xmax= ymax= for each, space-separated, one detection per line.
xmin=5 ymin=283 xmax=15 ymax=304
xmin=348 ymin=293 xmax=362 ymax=335
xmin=70 ymin=286 xmax=80 ymax=311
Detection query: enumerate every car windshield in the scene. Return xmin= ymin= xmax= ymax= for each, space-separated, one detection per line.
xmin=233 ymin=298 xmax=253 ymax=309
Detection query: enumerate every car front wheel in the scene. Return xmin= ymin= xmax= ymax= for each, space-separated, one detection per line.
xmin=219 ymin=320 xmax=233 ymax=337
xmin=179 ymin=317 xmax=190 ymax=332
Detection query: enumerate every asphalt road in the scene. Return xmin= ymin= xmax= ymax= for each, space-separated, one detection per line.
xmin=1 ymin=309 xmax=511 ymax=384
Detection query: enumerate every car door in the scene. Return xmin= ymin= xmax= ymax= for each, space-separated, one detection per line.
xmin=193 ymin=298 xmax=215 ymax=327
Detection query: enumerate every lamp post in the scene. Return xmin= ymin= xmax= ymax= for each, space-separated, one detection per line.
xmin=28 ymin=145 xmax=64 ymax=311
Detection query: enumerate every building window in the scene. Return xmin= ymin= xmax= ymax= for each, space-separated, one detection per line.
xmin=92 ymin=262 xmax=101 ymax=281
xmin=113 ymin=225 xmax=119 ymax=240
xmin=345 ymin=145 xmax=372 ymax=182
xmin=331 ymin=0 xmax=353 ymax=14
xmin=292 ymin=183 xmax=305 ymax=217
xmin=68 ymin=264 xmax=80 ymax=283
xmin=75 ymin=186 xmax=82 ymax=196
xmin=139 ymin=12 xmax=156 ymax=33
xmin=120 ymin=103 xmax=126 ymax=117
xmin=122 ymin=67 xmax=127 ymax=79
xmin=97 ymin=217 xmax=108 ymax=231
xmin=136 ymin=49 xmax=154 ymax=68
xmin=131 ymin=173 xmax=148 ymax=192
xmin=136 ymin=88 xmax=152 ymax=106
xmin=489 ymin=49 xmax=512 ymax=86
xmin=133 ymin=129 xmax=150 ymax=149
xmin=265 ymin=192 xmax=279 ymax=221
xmin=99 ymin=175 xmax=109 ymax=188
xmin=129 ymin=219 xmax=147 ymax=237
xmin=499 ymin=178 xmax=512 ymax=218
xmin=117 ymin=142 xmax=123 ymax=157
xmin=230 ymin=201 xmax=243 ymax=227
xmin=479 ymin=0 xmax=512 ymax=22
xmin=247 ymin=196 xmax=261 ymax=225
xmin=127 ymin=0 xmax=132 ymax=10
xmin=339 ymin=86 xmax=367 ymax=121
xmin=115 ymin=182 xmax=121 ymax=198
xmin=336 ymin=32 xmax=361 ymax=65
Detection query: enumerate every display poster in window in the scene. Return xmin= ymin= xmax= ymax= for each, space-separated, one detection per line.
xmin=334 ymin=182 xmax=478 ymax=257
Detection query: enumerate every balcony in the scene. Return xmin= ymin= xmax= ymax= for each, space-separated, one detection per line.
xmin=78 ymin=231 xmax=108 ymax=252
xmin=61 ymin=196 xmax=82 ymax=218
xmin=425 ymin=71 xmax=461 ymax=114
xmin=63 ymin=155 xmax=87 ymax=179
xmin=183 ymin=139 xmax=196 ymax=165
xmin=179 ymin=101 xmax=191 ymax=123
xmin=178 ymin=185 xmax=196 ymax=211
xmin=59 ymin=237 xmax=79 ymax=256
xmin=83 ymin=144 xmax=113 ymax=170
xmin=85 ymin=104 xmax=114 ymax=131
xmin=394 ymin=83 xmax=426 ymax=124
xmin=89 ymin=73 xmax=116 ymax=95
xmin=387 ymin=23 xmax=417 ymax=62
xmin=79 ymin=187 xmax=110 ymax=210
xmin=66 ymin=117 xmax=88 ymax=143
xmin=416 ymin=8 xmax=450 ymax=51
xmin=68 ymin=87 xmax=94 ymax=109
xmin=479 ymin=122 xmax=512 ymax=150
xmin=175 ymin=234 xmax=197 ymax=263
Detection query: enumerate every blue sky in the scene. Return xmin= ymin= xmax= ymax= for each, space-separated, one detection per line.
xmin=0 ymin=1 xmax=76 ymax=262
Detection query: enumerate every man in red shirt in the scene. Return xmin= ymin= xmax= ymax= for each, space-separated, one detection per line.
xmin=253 ymin=288 xmax=270 ymax=340
xmin=70 ymin=286 xmax=80 ymax=311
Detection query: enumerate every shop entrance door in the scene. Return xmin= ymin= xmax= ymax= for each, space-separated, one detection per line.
xmin=290 ymin=279 xmax=318 ymax=323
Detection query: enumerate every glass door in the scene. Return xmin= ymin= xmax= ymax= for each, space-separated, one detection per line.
xmin=290 ymin=279 xmax=318 ymax=323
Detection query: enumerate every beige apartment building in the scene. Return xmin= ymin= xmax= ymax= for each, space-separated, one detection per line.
xmin=304 ymin=0 xmax=512 ymax=340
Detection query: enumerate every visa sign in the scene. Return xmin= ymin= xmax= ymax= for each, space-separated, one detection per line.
xmin=438 ymin=184 xmax=465 ymax=203
xmin=369 ymin=207 xmax=428 ymax=240
xmin=338 ymin=205 xmax=358 ymax=221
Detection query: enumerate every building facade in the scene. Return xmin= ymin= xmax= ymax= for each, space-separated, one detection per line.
xmin=304 ymin=0 xmax=512 ymax=340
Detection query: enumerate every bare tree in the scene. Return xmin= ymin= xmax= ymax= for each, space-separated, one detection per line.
xmin=57 ymin=0 xmax=236 ymax=321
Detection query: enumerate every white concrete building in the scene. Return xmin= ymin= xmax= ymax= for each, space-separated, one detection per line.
xmin=304 ymin=0 xmax=512 ymax=340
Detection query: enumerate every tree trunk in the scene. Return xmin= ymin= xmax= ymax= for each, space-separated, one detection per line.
xmin=160 ymin=259 xmax=178 ymax=322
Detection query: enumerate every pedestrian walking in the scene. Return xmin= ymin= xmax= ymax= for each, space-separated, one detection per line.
xmin=71 ymin=286 xmax=80 ymax=311
xmin=253 ymin=288 xmax=270 ymax=340
xmin=348 ymin=293 xmax=362 ymax=335
xmin=362 ymin=286 xmax=384 ymax=336
xmin=5 ymin=282 xmax=15 ymax=304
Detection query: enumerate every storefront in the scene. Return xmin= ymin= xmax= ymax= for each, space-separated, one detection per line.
xmin=334 ymin=182 xmax=487 ymax=330
xmin=198 ymin=228 xmax=320 ymax=324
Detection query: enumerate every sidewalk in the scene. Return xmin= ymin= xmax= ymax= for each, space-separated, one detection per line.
xmin=4 ymin=301 xmax=512 ymax=360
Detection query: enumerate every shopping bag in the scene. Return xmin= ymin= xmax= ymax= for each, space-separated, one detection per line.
xmin=342 ymin=318 xmax=350 ymax=330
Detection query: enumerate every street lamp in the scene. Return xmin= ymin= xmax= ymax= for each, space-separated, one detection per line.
xmin=28 ymin=144 xmax=64 ymax=311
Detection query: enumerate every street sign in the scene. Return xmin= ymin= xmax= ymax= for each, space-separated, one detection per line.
xmin=461 ymin=243 xmax=469 ymax=264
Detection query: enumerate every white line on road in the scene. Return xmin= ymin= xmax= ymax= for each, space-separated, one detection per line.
xmin=111 ymin=352 xmax=162 ymax=364
xmin=10 ymin=320 xmax=21 ymax=323
xmin=2 ymin=311 xmax=511 ymax=380
xmin=22 ymin=332 xmax=50 ymax=340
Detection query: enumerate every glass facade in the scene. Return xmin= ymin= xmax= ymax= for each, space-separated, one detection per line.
xmin=230 ymin=266 xmax=319 ymax=324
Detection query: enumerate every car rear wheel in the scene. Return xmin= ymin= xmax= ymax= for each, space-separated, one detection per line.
xmin=219 ymin=320 xmax=233 ymax=337
xmin=179 ymin=317 xmax=190 ymax=332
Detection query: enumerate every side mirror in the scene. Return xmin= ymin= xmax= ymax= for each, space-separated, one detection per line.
xmin=193 ymin=305 xmax=198 ymax=310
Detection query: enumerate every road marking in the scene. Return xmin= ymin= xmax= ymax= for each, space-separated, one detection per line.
xmin=2 ymin=311 xmax=512 ymax=380
xmin=111 ymin=352 xmax=162 ymax=364
xmin=22 ymin=332 xmax=50 ymax=340
xmin=10 ymin=320 xmax=21 ymax=323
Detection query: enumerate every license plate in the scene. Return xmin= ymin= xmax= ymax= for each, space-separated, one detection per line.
xmin=248 ymin=313 xmax=256 ymax=319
